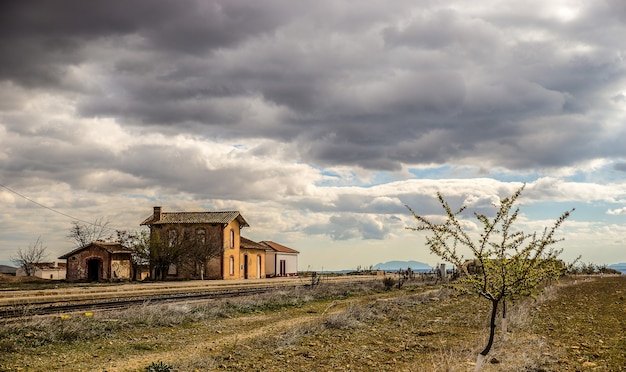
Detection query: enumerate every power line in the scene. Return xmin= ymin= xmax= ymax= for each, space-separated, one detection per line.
xmin=0 ymin=182 xmax=119 ymax=231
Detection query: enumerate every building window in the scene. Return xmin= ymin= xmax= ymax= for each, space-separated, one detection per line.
xmin=168 ymin=264 xmax=178 ymax=275
xmin=229 ymin=256 xmax=235 ymax=276
xmin=230 ymin=229 xmax=235 ymax=249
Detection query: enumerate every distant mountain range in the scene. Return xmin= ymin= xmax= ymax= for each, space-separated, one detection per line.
xmin=608 ymin=263 xmax=626 ymax=274
xmin=373 ymin=261 xmax=626 ymax=274
xmin=373 ymin=260 xmax=434 ymax=272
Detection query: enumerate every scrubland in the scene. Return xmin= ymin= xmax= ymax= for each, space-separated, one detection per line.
xmin=0 ymin=275 xmax=624 ymax=371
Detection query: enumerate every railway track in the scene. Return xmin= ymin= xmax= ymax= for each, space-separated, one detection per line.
xmin=0 ymin=275 xmax=379 ymax=320
xmin=0 ymin=286 xmax=281 ymax=320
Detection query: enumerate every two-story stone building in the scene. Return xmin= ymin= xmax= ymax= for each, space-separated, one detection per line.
xmin=141 ymin=206 xmax=255 ymax=280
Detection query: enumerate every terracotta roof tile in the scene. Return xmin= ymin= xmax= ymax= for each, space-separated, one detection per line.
xmin=58 ymin=241 xmax=132 ymax=259
xmin=240 ymin=237 xmax=268 ymax=250
xmin=261 ymin=241 xmax=299 ymax=254
xmin=141 ymin=211 xmax=249 ymax=227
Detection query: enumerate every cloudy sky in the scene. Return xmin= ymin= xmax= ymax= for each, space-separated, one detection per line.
xmin=1 ymin=0 xmax=625 ymax=270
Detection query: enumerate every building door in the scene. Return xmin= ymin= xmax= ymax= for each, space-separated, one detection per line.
xmin=279 ymin=260 xmax=286 ymax=276
xmin=243 ymin=254 xmax=249 ymax=279
xmin=87 ymin=259 xmax=101 ymax=281
xmin=257 ymin=255 xmax=262 ymax=279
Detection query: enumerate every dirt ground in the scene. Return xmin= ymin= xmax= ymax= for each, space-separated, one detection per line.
xmin=1 ymin=275 xmax=625 ymax=371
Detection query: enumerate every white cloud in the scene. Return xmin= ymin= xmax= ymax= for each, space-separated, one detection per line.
xmin=607 ymin=207 xmax=626 ymax=215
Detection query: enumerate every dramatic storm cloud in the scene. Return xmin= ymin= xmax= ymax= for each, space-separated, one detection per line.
xmin=1 ymin=0 xmax=626 ymax=269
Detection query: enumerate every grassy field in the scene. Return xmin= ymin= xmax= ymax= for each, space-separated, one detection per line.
xmin=0 ymin=275 xmax=624 ymax=371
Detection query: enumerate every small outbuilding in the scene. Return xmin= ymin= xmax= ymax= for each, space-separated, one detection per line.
xmin=16 ymin=262 xmax=66 ymax=280
xmin=59 ymin=241 xmax=133 ymax=281
xmin=262 ymin=241 xmax=299 ymax=277
xmin=240 ymin=237 xmax=267 ymax=279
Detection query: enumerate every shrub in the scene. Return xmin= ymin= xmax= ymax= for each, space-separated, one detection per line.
xmin=145 ymin=360 xmax=173 ymax=372
xmin=382 ymin=276 xmax=396 ymax=290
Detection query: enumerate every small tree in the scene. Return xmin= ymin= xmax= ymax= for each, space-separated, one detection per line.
xmin=67 ymin=217 xmax=114 ymax=248
xmin=11 ymin=236 xmax=48 ymax=276
xmin=406 ymin=185 xmax=573 ymax=369
xmin=117 ymin=229 xmax=151 ymax=281
xmin=148 ymin=231 xmax=190 ymax=281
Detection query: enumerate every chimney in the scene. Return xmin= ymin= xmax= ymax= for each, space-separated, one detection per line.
xmin=153 ymin=206 xmax=162 ymax=221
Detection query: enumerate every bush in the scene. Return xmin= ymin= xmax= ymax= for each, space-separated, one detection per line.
xmin=382 ymin=276 xmax=396 ymax=290
xmin=145 ymin=360 xmax=173 ymax=372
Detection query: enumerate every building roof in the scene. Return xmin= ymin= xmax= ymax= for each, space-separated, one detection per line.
xmin=141 ymin=210 xmax=249 ymax=227
xmin=240 ymin=237 xmax=268 ymax=251
xmin=58 ymin=241 xmax=133 ymax=259
xmin=261 ymin=241 xmax=299 ymax=254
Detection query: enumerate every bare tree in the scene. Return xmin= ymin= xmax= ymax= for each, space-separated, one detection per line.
xmin=149 ymin=232 xmax=186 ymax=281
xmin=67 ymin=217 xmax=114 ymax=248
xmin=184 ymin=229 xmax=223 ymax=280
xmin=11 ymin=236 xmax=48 ymax=276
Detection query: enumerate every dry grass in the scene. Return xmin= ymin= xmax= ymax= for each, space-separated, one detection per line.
xmin=1 ymin=276 xmax=625 ymax=371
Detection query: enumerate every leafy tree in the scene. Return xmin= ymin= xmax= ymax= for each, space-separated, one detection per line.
xmin=406 ymin=185 xmax=573 ymax=369
xmin=67 ymin=217 xmax=114 ymax=248
xmin=11 ymin=236 xmax=48 ymax=276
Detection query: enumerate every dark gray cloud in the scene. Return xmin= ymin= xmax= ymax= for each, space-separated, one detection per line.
xmin=0 ymin=0 xmax=291 ymax=88
xmin=614 ymin=163 xmax=626 ymax=172
xmin=1 ymin=0 xmax=625 ymax=176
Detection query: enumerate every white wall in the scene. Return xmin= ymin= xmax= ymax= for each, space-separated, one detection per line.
xmin=275 ymin=253 xmax=298 ymax=276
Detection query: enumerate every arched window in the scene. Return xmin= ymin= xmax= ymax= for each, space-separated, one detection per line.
xmin=229 ymin=256 xmax=235 ymax=276
xmin=230 ymin=229 xmax=235 ymax=249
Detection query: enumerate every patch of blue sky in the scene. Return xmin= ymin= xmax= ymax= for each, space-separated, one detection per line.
xmin=520 ymin=200 xmax=624 ymax=224
xmin=562 ymin=169 xmax=588 ymax=183
xmin=358 ymin=172 xmax=405 ymax=188
xmin=315 ymin=169 xmax=344 ymax=187
xmin=484 ymin=170 xmax=538 ymax=183
xmin=408 ymin=165 xmax=538 ymax=183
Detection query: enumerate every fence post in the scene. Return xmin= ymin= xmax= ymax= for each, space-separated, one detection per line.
xmin=439 ymin=263 xmax=446 ymax=282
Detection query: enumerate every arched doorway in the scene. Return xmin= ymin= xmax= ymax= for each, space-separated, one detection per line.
xmin=257 ymin=255 xmax=262 ymax=279
xmin=243 ymin=254 xmax=249 ymax=279
xmin=87 ymin=258 xmax=101 ymax=281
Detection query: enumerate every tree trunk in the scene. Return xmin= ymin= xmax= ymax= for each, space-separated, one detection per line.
xmin=475 ymin=299 xmax=499 ymax=371
xmin=481 ymin=299 xmax=499 ymax=355
xmin=501 ymin=299 xmax=508 ymax=341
